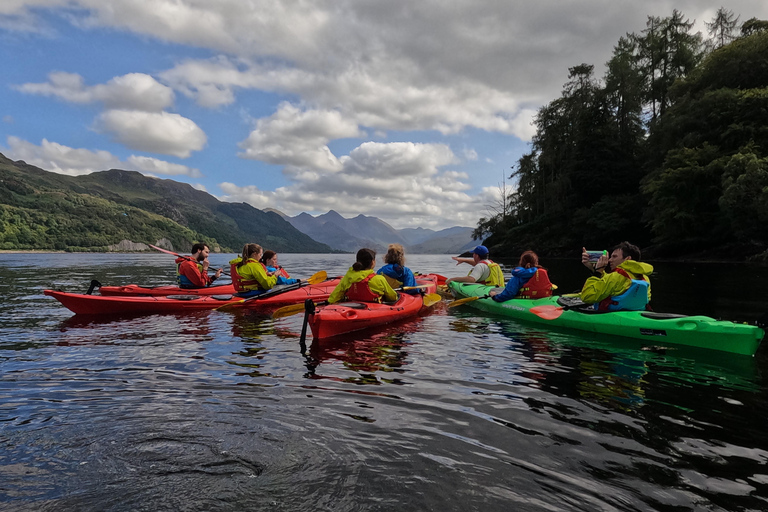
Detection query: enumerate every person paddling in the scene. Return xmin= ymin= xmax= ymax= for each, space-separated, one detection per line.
xmin=259 ymin=250 xmax=299 ymax=285
xmin=228 ymin=243 xmax=278 ymax=298
xmin=176 ymin=242 xmax=223 ymax=289
xmin=489 ymin=250 xmax=555 ymax=302
xmin=328 ymin=248 xmax=399 ymax=304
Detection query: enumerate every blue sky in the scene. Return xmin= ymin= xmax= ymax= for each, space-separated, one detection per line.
xmin=2 ymin=1 xmax=767 ymax=230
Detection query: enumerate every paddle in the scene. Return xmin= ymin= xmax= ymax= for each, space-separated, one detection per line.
xmin=528 ymin=305 xmax=565 ymax=320
xmin=271 ymin=284 xmax=432 ymax=319
xmin=447 ymin=294 xmax=490 ymax=308
xmin=422 ymin=293 xmax=442 ymax=307
xmin=299 ymin=298 xmax=315 ymax=346
xmin=148 ymin=243 xmax=229 ymax=276
xmin=216 ymin=270 xmax=328 ymax=312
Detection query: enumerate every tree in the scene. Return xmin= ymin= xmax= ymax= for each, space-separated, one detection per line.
xmin=706 ymin=7 xmax=739 ymax=49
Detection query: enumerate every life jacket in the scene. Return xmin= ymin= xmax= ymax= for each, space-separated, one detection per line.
xmin=345 ymin=273 xmax=381 ymax=302
xmin=473 ymin=259 xmax=505 ymax=287
xmin=230 ymin=259 xmax=267 ymax=292
xmin=517 ymin=268 xmax=555 ymax=299
xmin=596 ymin=268 xmax=650 ymax=311
xmin=176 ymin=259 xmax=203 ymax=288
xmin=267 ymin=266 xmax=291 ymax=279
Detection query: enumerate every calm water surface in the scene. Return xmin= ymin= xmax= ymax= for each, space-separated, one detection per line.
xmin=2 ymin=253 xmax=768 ymax=511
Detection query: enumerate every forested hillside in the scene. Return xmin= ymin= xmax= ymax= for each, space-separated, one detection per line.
xmin=479 ymin=11 xmax=768 ymax=260
xmin=0 ymin=155 xmax=333 ymax=253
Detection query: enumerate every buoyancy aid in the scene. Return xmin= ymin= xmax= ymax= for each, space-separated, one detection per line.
xmin=345 ymin=273 xmax=381 ymax=302
xmin=596 ymin=268 xmax=650 ymax=311
xmin=517 ymin=268 xmax=555 ymax=299
xmin=176 ymin=259 xmax=205 ymax=288
xmin=475 ymin=259 xmax=505 ymax=287
xmin=230 ymin=259 xmax=267 ymax=292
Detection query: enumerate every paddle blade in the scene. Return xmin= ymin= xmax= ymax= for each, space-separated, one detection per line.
xmin=306 ymin=270 xmax=328 ymax=284
xmin=422 ymin=293 xmax=442 ymax=307
xmin=401 ymin=284 xmax=429 ymax=291
xmin=215 ymin=299 xmax=245 ymax=312
xmin=529 ymin=305 xmax=564 ymax=320
xmin=447 ymin=295 xmax=485 ymax=308
xmin=271 ymin=303 xmax=307 ymax=319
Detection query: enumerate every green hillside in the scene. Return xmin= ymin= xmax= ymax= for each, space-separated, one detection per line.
xmin=0 ymin=154 xmax=333 ymax=253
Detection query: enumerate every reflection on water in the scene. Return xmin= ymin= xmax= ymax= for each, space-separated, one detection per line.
xmin=1 ymin=253 xmax=768 ymax=510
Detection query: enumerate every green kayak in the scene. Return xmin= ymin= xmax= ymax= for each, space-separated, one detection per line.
xmin=447 ymin=282 xmax=764 ymax=356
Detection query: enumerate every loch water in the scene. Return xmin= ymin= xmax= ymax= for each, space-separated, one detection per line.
xmin=2 ymin=252 xmax=768 ymax=511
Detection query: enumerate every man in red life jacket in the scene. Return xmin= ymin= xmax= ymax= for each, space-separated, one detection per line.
xmin=176 ymin=243 xmax=223 ymax=289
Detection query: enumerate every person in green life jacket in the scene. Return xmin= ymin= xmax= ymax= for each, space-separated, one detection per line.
xmin=580 ymin=241 xmax=653 ymax=311
xmin=228 ymin=243 xmax=278 ymax=298
xmin=328 ymin=248 xmax=399 ymax=304
xmin=259 ymin=250 xmax=299 ymax=285
xmin=445 ymin=245 xmax=505 ymax=287
xmin=175 ymin=242 xmax=223 ymax=289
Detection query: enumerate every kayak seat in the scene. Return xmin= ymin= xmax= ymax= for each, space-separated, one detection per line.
xmin=640 ymin=312 xmax=688 ymax=320
xmin=212 ymin=295 xmax=235 ymax=301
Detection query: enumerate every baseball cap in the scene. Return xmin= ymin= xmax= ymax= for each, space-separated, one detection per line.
xmin=471 ymin=245 xmax=489 ymax=257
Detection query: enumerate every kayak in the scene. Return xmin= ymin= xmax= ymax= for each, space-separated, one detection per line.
xmin=447 ymin=282 xmax=764 ymax=356
xmin=99 ymin=283 xmax=236 ymax=296
xmin=309 ymin=293 xmax=430 ymax=339
xmin=45 ymin=279 xmax=341 ymax=316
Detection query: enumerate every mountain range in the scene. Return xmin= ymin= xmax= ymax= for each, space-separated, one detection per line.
xmin=0 ymin=153 xmax=476 ymax=254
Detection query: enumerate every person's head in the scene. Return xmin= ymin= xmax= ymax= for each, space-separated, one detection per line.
xmin=352 ymin=248 xmax=376 ymax=271
xmin=608 ymin=241 xmax=641 ymax=270
xmin=260 ymin=250 xmax=277 ymax=267
xmin=384 ymin=244 xmax=405 ymax=266
xmin=240 ymin=243 xmax=263 ymax=265
xmin=471 ymin=245 xmax=489 ymax=263
xmin=191 ymin=243 xmax=210 ymax=262
xmin=518 ymin=250 xmax=539 ymax=268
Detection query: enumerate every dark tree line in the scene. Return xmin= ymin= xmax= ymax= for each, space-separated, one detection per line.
xmin=479 ymin=9 xmax=768 ymax=260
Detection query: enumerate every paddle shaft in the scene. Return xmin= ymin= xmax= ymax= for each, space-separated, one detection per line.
xmin=149 ymin=244 xmax=228 ymax=276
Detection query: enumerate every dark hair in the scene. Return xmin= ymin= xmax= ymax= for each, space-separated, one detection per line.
xmin=260 ymin=250 xmax=276 ymax=265
xmin=352 ymin=248 xmax=376 ymax=271
xmin=518 ymin=250 xmax=539 ymax=268
xmin=384 ymin=244 xmax=405 ymax=266
xmin=238 ymin=243 xmax=262 ymax=268
xmin=191 ymin=242 xmax=209 ymax=254
xmin=614 ymin=241 xmax=641 ymax=261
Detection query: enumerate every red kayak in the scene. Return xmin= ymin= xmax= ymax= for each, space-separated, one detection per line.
xmin=99 ymin=283 xmax=236 ymax=296
xmin=309 ymin=292 xmax=429 ymax=339
xmin=45 ymin=279 xmax=341 ymax=316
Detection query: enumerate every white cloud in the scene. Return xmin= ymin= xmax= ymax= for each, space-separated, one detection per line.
xmin=4 ymin=136 xmax=201 ymax=178
xmin=238 ymin=103 xmax=362 ymax=171
xmin=96 ymin=109 xmax=206 ymax=158
xmin=17 ymin=72 xmax=174 ymax=111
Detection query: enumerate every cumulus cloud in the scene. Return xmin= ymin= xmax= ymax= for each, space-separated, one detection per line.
xmin=239 ymin=103 xmax=363 ymax=171
xmin=4 ymin=136 xmax=201 ymax=178
xmin=96 ymin=110 xmax=207 ymax=158
xmin=17 ymin=72 xmax=174 ymax=111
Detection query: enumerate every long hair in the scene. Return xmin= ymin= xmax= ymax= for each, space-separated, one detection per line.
xmin=352 ymin=248 xmax=376 ymax=271
xmin=518 ymin=250 xmax=539 ymax=268
xmin=384 ymin=243 xmax=405 ymax=266
xmin=238 ymin=243 xmax=262 ymax=268
xmin=260 ymin=250 xmax=276 ymax=266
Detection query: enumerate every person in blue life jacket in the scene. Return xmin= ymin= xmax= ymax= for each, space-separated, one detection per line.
xmin=376 ymin=243 xmax=419 ymax=294
xmin=328 ymin=248 xmax=399 ymax=304
xmin=259 ymin=250 xmax=299 ymax=286
xmin=445 ymin=245 xmax=505 ymax=287
xmin=175 ymin=242 xmax=223 ymax=289
xmin=580 ymin=241 xmax=653 ymax=311
xmin=489 ymin=250 xmax=556 ymax=302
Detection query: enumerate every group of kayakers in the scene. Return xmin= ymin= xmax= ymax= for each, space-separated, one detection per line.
xmin=446 ymin=241 xmax=653 ymax=312
xmin=177 ymin=239 xmax=654 ymax=312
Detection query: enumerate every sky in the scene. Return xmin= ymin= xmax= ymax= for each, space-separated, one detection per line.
xmin=1 ymin=1 xmax=767 ymax=231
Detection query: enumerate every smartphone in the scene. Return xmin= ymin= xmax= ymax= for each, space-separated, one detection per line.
xmin=586 ymin=250 xmax=607 ymax=262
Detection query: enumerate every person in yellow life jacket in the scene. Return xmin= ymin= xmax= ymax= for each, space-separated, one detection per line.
xmin=580 ymin=241 xmax=653 ymax=311
xmin=176 ymin=242 xmax=223 ymax=289
xmin=445 ymin=245 xmax=505 ymax=287
xmin=489 ymin=250 xmax=555 ymax=301
xmin=328 ymin=248 xmax=399 ymax=304
xmin=228 ymin=243 xmax=278 ymax=298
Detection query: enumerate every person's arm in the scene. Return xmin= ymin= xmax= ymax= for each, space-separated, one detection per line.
xmin=328 ymin=274 xmax=352 ymax=304
xmin=580 ymin=272 xmax=624 ymax=304
xmin=452 ymin=256 xmax=476 ymax=266
xmin=490 ymin=276 xmax=523 ymax=302
xmin=445 ymin=275 xmax=477 ymax=284
xmin=370 ymin=275 xmax=399 ymax=302
xmin=402 ymin=267 xmax=418 ymax=289
xmin=582 ymin=247 xmax=608 ymax=274
xmin=246 ymin=261 xmax=278 ymax=291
